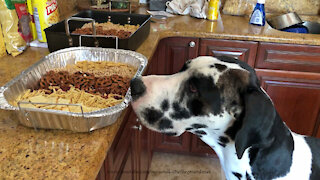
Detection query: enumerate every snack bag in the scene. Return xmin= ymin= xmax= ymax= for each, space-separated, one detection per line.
xmin=0 ymin=24 xmax=6 ymax=57
xmin=0 ymin=0 xmax=27 ymax=56
xmin=32 ymin=0 xmax=60 ymax=42
xmin=14 ymin=0 xmax=33 ymax=42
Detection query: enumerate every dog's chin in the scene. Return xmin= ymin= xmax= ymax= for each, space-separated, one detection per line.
xmin=138 ymin=118 xmax=184 ymax=137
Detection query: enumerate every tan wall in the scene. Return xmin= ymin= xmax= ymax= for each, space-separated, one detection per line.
xmin=57 ymin=0 xmax=78 ymax=19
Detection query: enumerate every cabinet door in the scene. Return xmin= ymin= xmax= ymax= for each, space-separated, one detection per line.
xmin=317 ymin=127 xmax=320 ymax=138
xmin=101 ymin=109 xmax=137 ymax=180
xmin=152 ymin=37 xmax=199 ymax=74
xmin=96 ymin=163 xmax=106 ymax=180
xmin=118 ymin=144 xmax=135 ymax=180
xmin=256 ymin=69 xmax=320 ymax=136
xmin=151 ymin=37 xmax=199 ymax=153
xmin=153 ymin=131 xmax=191 ymax=153
xmin=129 ymin=111 xmax=151 ymax=180
xmin=190 ymin=135 xmax=216 ymax=156
xmin=199 ymin=39 xmax=258 ymax=66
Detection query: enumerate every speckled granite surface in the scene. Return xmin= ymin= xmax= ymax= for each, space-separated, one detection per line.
xmin=0 ymin=8 xmax=319 ymax=179
xmin=223 ymin=0 xmax=320 ymax=16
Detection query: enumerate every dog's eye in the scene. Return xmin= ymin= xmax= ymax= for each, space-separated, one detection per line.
xmin=189 ymin=83 xmax=197 ymax=93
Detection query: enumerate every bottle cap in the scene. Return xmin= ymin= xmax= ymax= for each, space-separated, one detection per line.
xmin=257 ymin=0 xmax=265 ymax=3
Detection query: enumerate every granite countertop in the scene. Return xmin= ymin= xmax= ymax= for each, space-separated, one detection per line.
xmin=0 ymin=8 xmax=319 ymax=179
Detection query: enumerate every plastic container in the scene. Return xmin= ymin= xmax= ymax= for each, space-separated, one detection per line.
xmin=0 ymin=47 xmax=148 ymax=132
xmin=26 ymin=0 xmax=37 ymax=40
xmin=44 ymin=10 xmax=151 ymax=52
xmin=249 ymin=0 xmax=265 ymax=26
xmin=267 ymin=12 xmax=302 ymax=30
xmin=207 ymin=0 xmax=220 ymax=21
xmin=281 ymin=24 xmax=308 ymax=34
xmin=0 ymin=25 xmax=6 ymax=57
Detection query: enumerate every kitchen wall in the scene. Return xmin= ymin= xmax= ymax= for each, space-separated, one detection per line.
xmin=57 ymin=0 xmax=141 ymax=19
xmin=57 ymin=0 xmax=78 ymax=19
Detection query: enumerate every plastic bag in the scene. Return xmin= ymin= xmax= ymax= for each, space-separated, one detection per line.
xmin=0 ymin=0 xmax=27 ymax=57
xmin=166 ymin=0 xmax=210 ymax=19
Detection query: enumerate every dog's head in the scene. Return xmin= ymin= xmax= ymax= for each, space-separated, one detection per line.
xmin=130 ymin=56 xmax=276 ymax=159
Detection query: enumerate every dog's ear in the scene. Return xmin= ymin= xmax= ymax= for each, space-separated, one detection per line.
xmin=235 ymin=88 xmax=276 ymax=159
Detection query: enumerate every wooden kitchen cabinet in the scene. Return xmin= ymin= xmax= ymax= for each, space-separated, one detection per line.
xmin=150 ymin=37 xmax=216 ymax=156
xmin=97 ymin=37 xmax=320 ymax=180
xmin=96 ymin=107 xmax=150 ymax=180
xmin=150 ymin=37 xmax=200 ymax=154
xmin=150 ymin=38 xmax=320 ymax=157
xmin=150 ymin=37 xmax=199 ymax=75
xmin=255 ymin=42 xmax=320 ymax=137
xmin=256 ymin=69 xmax=320 ymax=136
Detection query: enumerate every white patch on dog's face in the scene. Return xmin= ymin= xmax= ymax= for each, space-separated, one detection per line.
xmin=131 ymin=56 xmax=250 ymax=136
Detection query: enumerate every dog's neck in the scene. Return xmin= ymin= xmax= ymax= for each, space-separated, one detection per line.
xmin=186 ymin=112 xmax=253 ymax=179
xmin=188 ymin=111 xmax=239 ymax=153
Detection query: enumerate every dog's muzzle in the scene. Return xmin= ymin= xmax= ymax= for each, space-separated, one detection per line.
xmin=130 ymin=77 xmax=146 ymax=101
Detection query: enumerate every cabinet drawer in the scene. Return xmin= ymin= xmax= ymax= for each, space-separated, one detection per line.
xmin=256 ymin=42 xmax=320 ymax=73
xmin=199 ymin=39 xmax=258 ymax=66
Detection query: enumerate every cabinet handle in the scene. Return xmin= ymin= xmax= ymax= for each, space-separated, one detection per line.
xmin=212 ymin=50 xmax=242 ymax=58
xmin=132 ymin=124 xmax=142 ymax=131
xmin=189 ymin=41 xmax=196 ymax=48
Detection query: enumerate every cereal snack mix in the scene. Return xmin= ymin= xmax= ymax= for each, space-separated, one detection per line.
xmin=72 ymin=22 xmax=140 ymax=39
xmin=14 ymin=61 xmax=137 ymax=113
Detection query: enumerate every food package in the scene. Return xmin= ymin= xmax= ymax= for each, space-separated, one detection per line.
xmin=14 ymin=0 xmax=33 ymax=42
xmin=0 ymin=24 xmax=6 ymax=57
xmin=32 ymin=0 xmax=60 ymax=42
xmin=0 ymin=0 xmax=27 ymax=57
xmin=26 ymin=0 xmax=37 ymax=40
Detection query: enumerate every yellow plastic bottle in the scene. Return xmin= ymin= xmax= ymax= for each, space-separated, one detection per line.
xmin=0 ymin=25 xmax=6 ymax=57
xmin=207 ymin=0 xmax=219 ymax=21
xmin=26 ymin=0 xmax=37 ymax=40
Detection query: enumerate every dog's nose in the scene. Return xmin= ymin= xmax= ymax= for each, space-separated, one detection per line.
xmin=130 ymin=77 xmax=146 ymax=101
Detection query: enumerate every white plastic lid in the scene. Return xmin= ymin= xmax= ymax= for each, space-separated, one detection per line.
xmin=257 ymin=0 xmax=265 ymax=3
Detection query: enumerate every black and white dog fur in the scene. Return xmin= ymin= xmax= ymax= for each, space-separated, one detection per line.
xmin=130 ymin=56 xmax=320 ymax=180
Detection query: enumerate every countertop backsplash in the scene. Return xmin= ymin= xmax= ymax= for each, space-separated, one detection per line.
xmin=57 ymin=0 xmax=78 ymax=19
xmin=223 ymin=0 xmax=320 ymax=16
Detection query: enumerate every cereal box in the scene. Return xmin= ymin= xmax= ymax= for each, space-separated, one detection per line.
xmin=32 ymin=0 xmax=59 ymax=42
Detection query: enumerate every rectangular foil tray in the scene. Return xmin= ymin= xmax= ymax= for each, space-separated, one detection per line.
xmin=0 ymin=47 xmax=147 ymax=132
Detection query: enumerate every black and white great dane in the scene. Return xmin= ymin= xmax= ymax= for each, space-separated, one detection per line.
xmin=130 ymin=56 xmax=320 ymax=180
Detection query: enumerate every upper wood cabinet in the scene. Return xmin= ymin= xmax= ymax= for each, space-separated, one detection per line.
xmin=256 ymin=69 xmax=320 ymax=136
xmin=255 ymin=42 xmax=320 ymax=73
xmin=199 ymin=39 xmax=258 ymax=66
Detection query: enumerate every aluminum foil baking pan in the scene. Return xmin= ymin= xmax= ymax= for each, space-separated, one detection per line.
xmin=0 ymin=47 xmax=147 ymax=132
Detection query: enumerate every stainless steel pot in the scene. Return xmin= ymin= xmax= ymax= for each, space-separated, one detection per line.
xmin=268 ymin=12 xmax=303 ymax=30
